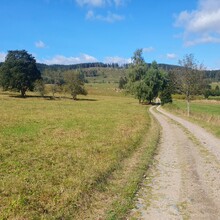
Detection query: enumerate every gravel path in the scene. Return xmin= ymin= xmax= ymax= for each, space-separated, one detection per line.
xmin=129 ymin=106 xmax=220 ymax=220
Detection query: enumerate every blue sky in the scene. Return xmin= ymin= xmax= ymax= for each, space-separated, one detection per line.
xmin=0 ymin=0 xmax=220 ymax=69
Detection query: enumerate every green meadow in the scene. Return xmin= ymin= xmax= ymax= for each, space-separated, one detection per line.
xmin=164 ymin=99 xmax=220 ymax=137
xmin=0 ymin=89 xmax=159 ymax=219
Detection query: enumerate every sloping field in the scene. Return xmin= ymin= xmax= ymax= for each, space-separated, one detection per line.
xmin=0 ymin=92 xmax=158 ymax=219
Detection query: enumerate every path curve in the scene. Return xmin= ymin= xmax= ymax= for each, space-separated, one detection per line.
xmin=129 ymin=106 xmax=220 ymax=220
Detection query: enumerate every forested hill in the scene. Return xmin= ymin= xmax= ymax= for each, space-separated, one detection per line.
xmin=0 ymin=62 xmax=220 ymax=81
xmin=36 ymin=62 xmax=180 ymax=72
xmin=36 ymin=62 xmax=121 ymax=72
xmin=36 ymin=62 xmax=220 ymax=81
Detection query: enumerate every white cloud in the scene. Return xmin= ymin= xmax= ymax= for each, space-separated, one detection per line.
xmin=76 ymin=0 xmax=125 ymax=7
xmin=86 ymin=10 xmax=124 ymax=22
xmin=0 ymin=52 xmax=6 ymax=62
xmin=35 ymin=40 xmax=46 ymax=48
xmin=40 ymin=54 xmax=98 ymax=65
xmin=175 ymin=0 xmax=220 ymax=46
xmin=76 ymin=0 xmax=105 ymax=7
xmin=143 ymin=47 xmax=154 ymax=53
xmin=104 ymin=56 xmax=131 ymax=65
xmin=166 ymin=53 xmax=177 ymax=59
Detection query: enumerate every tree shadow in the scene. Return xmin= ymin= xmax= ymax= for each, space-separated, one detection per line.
xmin=7 ymin=94 xmax=98 ymax=102
xmin=76 ymin=98 xmax=97 ymax=102
xmin=8 ymin=94 xmax=54 ymax=100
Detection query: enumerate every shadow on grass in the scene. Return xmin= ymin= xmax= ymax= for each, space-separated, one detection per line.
xmin=4 ymin=94 xmax=98 ymax=102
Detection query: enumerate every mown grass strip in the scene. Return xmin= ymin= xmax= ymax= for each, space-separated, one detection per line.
xmin=105 ymin=112 xmax=160 ymax=220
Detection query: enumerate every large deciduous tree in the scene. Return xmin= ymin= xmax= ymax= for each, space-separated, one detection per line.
xmin=126 ymin=49 xmax=148 ymax=103
xmin=0 ymin=50 xmax=41 ymax=97
xmin=126 ymin=49 xmax=168 ymax=104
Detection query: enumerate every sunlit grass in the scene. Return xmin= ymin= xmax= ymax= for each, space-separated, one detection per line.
xmin=164 ymin=99 xmax=220 ymax=137
xmin=0 ymin=91 xmax=152 ymax=219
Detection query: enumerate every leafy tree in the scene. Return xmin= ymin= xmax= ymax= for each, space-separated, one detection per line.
xmin=160 ymin=70 xmax=174 ymax=105
xmin=215 ymin=85 xmax=220 ymax=94
xmin=64 ymin=70 xmax=87 ymax=100
xmin=34 ymin=79 xmax=46 ymax=97
xmin=177 ymin=54 xmax=206 ymax=116
xmin=142 ymin=61 xmax=167 ymax=103
xmin=126 ymin=49 xmax=148 ymax=102
xmin=204 ymin=89 xmax=211 ymax=99
xmin=118 ymin=76 xmax=127 ymax=89
xmin=127 ymin=52 xmax=167 ymax=104
xmin=0 ymin=50 xmax=41 ymax=97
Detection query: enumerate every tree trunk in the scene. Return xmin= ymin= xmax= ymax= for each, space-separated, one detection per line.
xmin=72 ymin=94 xmax=77 ymax=100
xmin=21 ymin=88 xmax=26 ymax=98
xmin=186 ymin=96 xmax=190 ymax=117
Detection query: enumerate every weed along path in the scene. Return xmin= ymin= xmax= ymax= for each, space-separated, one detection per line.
xmin=129 ymin=106 xmax=220 ymax=219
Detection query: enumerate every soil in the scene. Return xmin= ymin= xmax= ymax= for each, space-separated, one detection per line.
xmin=129 ymin=106 xmax=220 ymax=220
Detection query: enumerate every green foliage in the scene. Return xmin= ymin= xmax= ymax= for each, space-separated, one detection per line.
xmin=160 ymin=88 xmax=172 ymax=105
xmin=203 ymin=85 xmax=220 ymax=99
xmin=0 ymin=50 xmax=41 ymax=97
xmin=143 ymin=61 xmax=167 ymax=103
xmin=64 ymin=70 xmax=87 ymax=100
xmin=127 ymin=50 xmax=168 ymax=104
xmin=118 ymin=76 xmax=127 ymax=89
xmin=126 ymin=49 xmax=148 ymax=102
xmin=34 ymin=79 xmax=46 ymax=97
xmin=160 ymin=70 xmax=174 ymax=104
xmin=178 ymin=54 xmax=206 ymax=97
xmin=176 ymin=54 xmax=207 ymax=116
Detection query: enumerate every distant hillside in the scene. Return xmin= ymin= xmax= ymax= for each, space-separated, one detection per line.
xmin=36 ymin=62 xmax=121 ymax=72
xmin=1 ymin=61 xmax=220 ymax=82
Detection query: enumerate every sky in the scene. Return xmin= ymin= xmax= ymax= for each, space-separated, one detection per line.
xmin=0 ymin=0 xmax=220 ymax=69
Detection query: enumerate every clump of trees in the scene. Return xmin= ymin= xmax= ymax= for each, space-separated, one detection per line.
xmin=204 ymin=85 xmax=220 ymax=99
xmin=0 ymin=50 xmax=88 ymax=100
xmin=125 ymin=49 xmax=172 ymax=104
xmin=0 ymin=50 xmax=41 ymax=97
xmin=64 ymin=70 xmax=87 ymax=100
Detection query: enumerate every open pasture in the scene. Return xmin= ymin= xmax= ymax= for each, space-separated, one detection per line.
xmin=0 ymin=91 xmax=156 ymax=219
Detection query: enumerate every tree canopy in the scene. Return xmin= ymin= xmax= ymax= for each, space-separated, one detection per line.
xmin=0 ymin=50 xmax=41 ymax=97
xmin=177 ymin=54 xmax=206 ymax=116
xmin=126 ymin=49 xmax=169 ymax=104
xmin=64 ymin=70 xmax=87 ymax=100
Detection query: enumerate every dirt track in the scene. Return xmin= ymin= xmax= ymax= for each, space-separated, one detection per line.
xmin=129 ymin=106 xmax=220 ymax=219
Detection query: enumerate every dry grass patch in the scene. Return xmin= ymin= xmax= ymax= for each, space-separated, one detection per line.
xmin=0 ymin=93 xmax=153 ymax=219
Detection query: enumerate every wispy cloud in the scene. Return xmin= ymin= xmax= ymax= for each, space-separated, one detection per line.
xmin=40 ymin=53 xmax=98 ymax=65
xmin=75 ymin=0 xmax=125 ymax=8
xmin=86 ymin=10 xmax=124 ymax=22
xmin=104 ymin=56 xmax=131 ymax=65
xmin=35 ymin=40 xmax=46 ymax=48
xmin=76 ymin=0 xmax=127 ymax=23
xmin=143 ymin=47 xmax=154 ymax=53
xmin=174 ymin=0 xmax=220 ymax=46
xmin=0 ymin=52 xmax=6 ymax=62
xmin=166 ymin=53 xmax=177 ymax=59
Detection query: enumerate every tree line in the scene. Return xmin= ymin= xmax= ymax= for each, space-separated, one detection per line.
xmin=123 ymin=49 xmax=211 ymax=116
xmin=0 ymin=49 xmax=217 ymax=116
xmin=0 ymin=50 xmax=87 ymax=100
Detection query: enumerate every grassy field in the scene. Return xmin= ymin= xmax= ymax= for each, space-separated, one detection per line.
xmin=0 ymin=89 xmax=159 ymax=219
xmin=85 ymin=67 xmax=127 ymax=83
xmin=163 ymin=99 xmax=220 ymax=137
